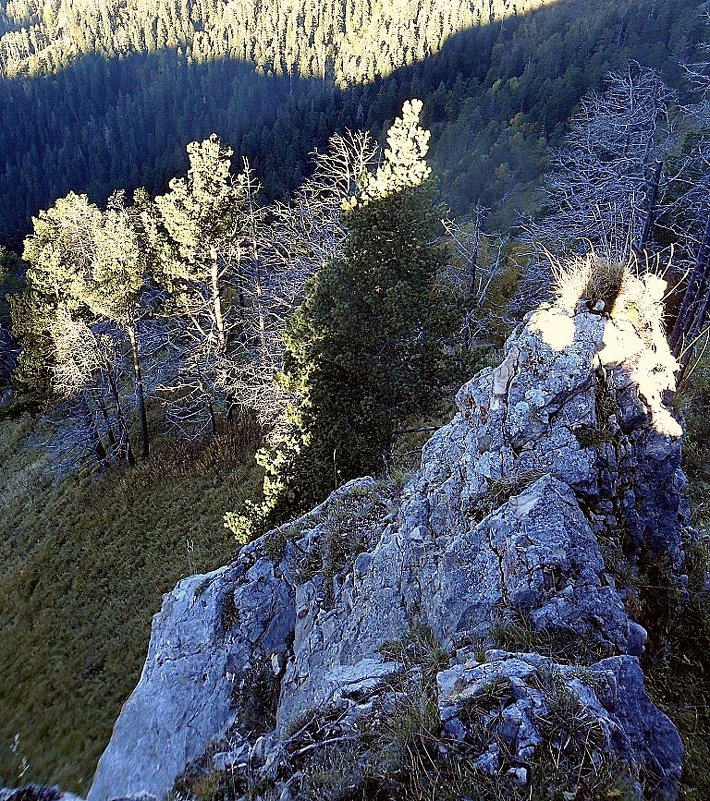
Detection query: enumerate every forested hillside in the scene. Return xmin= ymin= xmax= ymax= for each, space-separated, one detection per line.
xmin=1 ymin=0 xmax=709 ymax=796
xmin=1 ymin=0 xmax=545 ymax=82
xmin=0 ymin=0 xmax=705 ymax=245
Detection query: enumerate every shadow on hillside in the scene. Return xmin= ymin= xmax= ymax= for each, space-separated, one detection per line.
xmin=0 ymin=0 xmax=704 ymax=249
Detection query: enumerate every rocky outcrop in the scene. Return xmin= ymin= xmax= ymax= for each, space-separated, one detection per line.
xmin=437 ymin=650 xmax=681 ymax=799
xmin=88 ymin=271 xmax=692 ymax=801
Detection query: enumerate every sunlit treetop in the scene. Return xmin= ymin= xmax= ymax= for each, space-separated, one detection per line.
xmin=346 ymin=99 xmax=432 ymax=209
xmin=154 ymin=133 xmax=243 ymax=284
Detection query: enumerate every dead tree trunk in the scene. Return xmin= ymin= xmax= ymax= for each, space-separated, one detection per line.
xmin=127 ymin=319 xmax=150 ymax=458
xmin=634 ymin=159 xmax=663 ymax=259
xmin=81 ymin=394 xmax=108 ymax=467
xmin=101 ymin=366 xmax=135 ymax=466
xmin=210 ymin=246 xmax=226 ymax=353
xmin=670 ymin=209 xmax=710 ymax=357
xmin=463 ymin=243 xmax=479 ymax=349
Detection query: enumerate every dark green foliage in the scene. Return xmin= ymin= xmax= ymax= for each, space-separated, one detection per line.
xmin=0 ymin=246 xmax=23 ymax=322
xmin=286 ymin=193 xmax=454 ymax=488
xmin=7 ymin=287 xmax=54 ymax=400
xmin=257 ymin=107 xmax=460 ymax=520
xmin=0 ymin=249 xmax=22 ymax=388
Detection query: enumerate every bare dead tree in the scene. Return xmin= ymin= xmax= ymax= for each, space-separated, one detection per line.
xmin=518 ymin=60 xmax=710 ymax=326
xmin=215 ymin=130 xmax=380 ymax=440
xmin=525 ymin=63 xmax=680 ymax=264
xmin=50 ymin=309 xmax=136 ymax=465
xmin=153 ymin=132 xmax=378 ymax=439
xmin=154 ymin=290 xmax=229 ymax=438
xmin=665 ymin=13 xmax=710 ymax=370
xmin=149 ymin=148 xmax=258 ymax=437
xmin=440 ymin=209 xmax=509 ymax=347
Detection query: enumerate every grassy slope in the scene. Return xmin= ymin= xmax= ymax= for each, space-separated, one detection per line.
xmin=0 ymin=417 xmax=262 ymax=793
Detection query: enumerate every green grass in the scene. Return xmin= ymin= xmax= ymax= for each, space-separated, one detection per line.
xmin=0 ymin=415 xmax=262 ymax=793
xmin=287 ymin=661 xmax=637 ymax=801
xmin=641 ymin=532 xmax=710 ymax=801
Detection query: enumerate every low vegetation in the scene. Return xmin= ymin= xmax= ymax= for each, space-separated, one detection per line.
xmin=276 ymin=627 xmax=637 ymax=801
xmin=0 ymin=417 xmax=262 ymax=792
xmin=646 ymin=357 xmax=710 ymax=801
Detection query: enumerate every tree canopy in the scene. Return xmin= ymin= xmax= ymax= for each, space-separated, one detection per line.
xmin=250 ymin=100 xmax=460 ymax=522
xmin=0 ymin=0 xmax=705 ymax=247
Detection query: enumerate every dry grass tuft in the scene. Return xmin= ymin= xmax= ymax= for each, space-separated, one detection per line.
xmin=551 ymin=254 xmax=630 ymax=314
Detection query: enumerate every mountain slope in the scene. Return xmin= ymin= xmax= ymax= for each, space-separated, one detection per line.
xmin=87 ymin=265 xmax=701 ymax=801
xmin=0 ymin=0 xmax=705 ymax=246
xmin=0 ymin=0 xmax=547 ymax=82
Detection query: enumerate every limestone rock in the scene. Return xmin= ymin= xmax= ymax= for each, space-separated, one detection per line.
xmin=87 ymin=478 xmax=381 ymax=801
xmin=88 ymin=277 xmax=693 ymax=801
xmin=437 ymin=650 xmax=682 ymax=799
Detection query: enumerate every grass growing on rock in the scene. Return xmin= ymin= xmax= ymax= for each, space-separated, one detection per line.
xmin=295 ymin=480 xmax=399 ymax=593
xmin=468 ymin=468 xmax=546 ymax=522
xmin=551 ymin=256 xmax=627 ymax=315
xmin=280 ymin=625 xmax=634 ymax=801
xmin=288 ymin=670 xmax=638 ymax=801
xmin=490 ymin=608 xmax=616 ymax=664
xmin=0 ymin=416 xmax=263 ymax=793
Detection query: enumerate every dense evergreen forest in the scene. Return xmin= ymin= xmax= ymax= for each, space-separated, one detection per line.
xmin=1 ymin=0 xmax=547 ymax=81
xmin=0 ymin=0 xmax=706 ymax=246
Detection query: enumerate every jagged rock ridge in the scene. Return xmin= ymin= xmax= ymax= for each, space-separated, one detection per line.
xmin=88 ymin=269 xmax=692 ymax=801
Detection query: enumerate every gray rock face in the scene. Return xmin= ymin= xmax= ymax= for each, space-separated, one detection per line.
xmin=437 ymin=650 xmax=683 ymax=800
xmin=87 ymin=554 xmax=291 ymax=801
xmin=87 ymin=479 xmax=382 ymax=801
xmin=88 ymin=274 xmax=692 ymax=801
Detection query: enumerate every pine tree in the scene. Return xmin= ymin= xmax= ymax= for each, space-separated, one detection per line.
xmin=89 ymin=192 xmax=152 ymax=456
xmin=257 ymin=100 xmax=458 ymax=520
xmin=15 ymin=191 xmax=149 ymax=464
xmin=15 ymin=193 xmax=103 ymax=408
xmin=154 ymin=134 xmax=239 ymax=355
xmin=151 ymin=135 xmax=259 ymax=434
